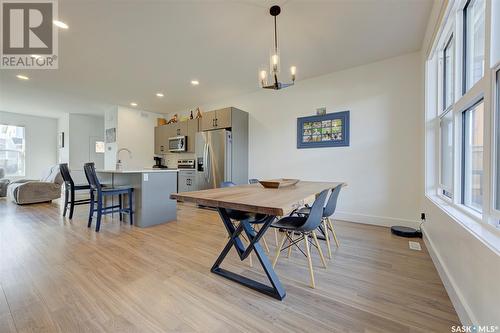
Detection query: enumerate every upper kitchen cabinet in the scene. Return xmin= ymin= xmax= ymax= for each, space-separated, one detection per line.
xmin=186 ymin=119 xmax=198 ymax=152
xmin=200 ymin=107 xmax=233 ymax=131
xmin=154 ymin=118 xmax=199 ymax=154
xmin=172 ymin=121 xmax=187 ymax=137
xmin=154 ymin=125 xmax=169 ymax=154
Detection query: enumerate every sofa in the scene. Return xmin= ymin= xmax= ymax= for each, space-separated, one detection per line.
xmin=0 ymin=168 xmax=10 ymax=197
xmin=8 ymin=165 xmax=64 ymax=204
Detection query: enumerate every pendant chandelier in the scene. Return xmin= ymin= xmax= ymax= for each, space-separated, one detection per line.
xmin=259 ymin=5 xmax=296 ymax=90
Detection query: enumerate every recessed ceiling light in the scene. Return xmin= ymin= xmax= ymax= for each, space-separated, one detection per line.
xmin=190 ymin=80 xmax=199 ymax=86
xmin=16 ymin=74 xmax=29 ymax=80
xmin=130 ymin=102 xmax=138 ymax=107
xmin=156 ymin=92 xmax=164 ymax=97
xmin=53 ymin=20 xmax=69 ymax=29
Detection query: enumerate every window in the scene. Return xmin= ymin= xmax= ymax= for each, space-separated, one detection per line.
xmin=462 ymin=100 xmax=484 ymax=212
xmin=443 ymin=35 xmax=455 ymax=110
xmin=463 ymin=0 xmax=485 ymax=92
xmin=0 ymin=124 xmax=26 ymax=177
xmin=440 ymin=111 xmax=454 ymax=198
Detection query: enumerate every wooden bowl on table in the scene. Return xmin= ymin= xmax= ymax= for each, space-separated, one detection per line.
xmin=258 ymin=179 xmax=300 ymax=189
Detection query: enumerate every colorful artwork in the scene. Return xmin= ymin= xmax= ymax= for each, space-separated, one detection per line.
xmin=297 ymin=111 xmax=350 ymax=148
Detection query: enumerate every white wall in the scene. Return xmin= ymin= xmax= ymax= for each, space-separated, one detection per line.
xmin=0 ymin=111 xmax=57 ymax=179
xmin=104 ymin=107 xmax=161 ymax=170
xmin=57 ymin=113 xmax=69 ymax=164
xmin=175 ymin=52 xmax=424 ymax=227
xmin=68 ymin=114 xmax=104 ymax=183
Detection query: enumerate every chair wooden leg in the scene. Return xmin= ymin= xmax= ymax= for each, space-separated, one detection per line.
xmin=95 ymin=194 xmax=103 ymax=232
xmin=328 ymin=217 xmax=340 ymax=247
xmin=323 ymin=219 xmax=332 ymax=259
xmin=63 ymin=185 xmax=69 ymax=216
xmin=304 ymin=233 xmax=315 ymax=288
xmin=287 ymin=233 xmax=294 ymax=258
xmin=128 ymin=190 xmax=134 ymax=225
xmin=119 ymin=194 xmax=123 ymax=221
xmin=312 ymin=231 xmax=327 ymax=268
xmin=68 ymin=188 xmax=75 ymax=219
xmin=87 ymin=191 xmax=94 ymax=228
xmin=272 ymin=231 xmax=288 ymax=268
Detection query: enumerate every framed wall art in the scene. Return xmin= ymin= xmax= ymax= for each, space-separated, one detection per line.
xmin=297 ymin=111 xmax=350 ymax=149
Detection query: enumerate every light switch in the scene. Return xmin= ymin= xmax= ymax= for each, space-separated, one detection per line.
xmin=143 ymin=173 xmax=149 ymax=181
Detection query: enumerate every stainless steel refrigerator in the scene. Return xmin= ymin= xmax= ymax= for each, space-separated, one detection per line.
xmin=195 ymin=129 xmax=247 ymax=190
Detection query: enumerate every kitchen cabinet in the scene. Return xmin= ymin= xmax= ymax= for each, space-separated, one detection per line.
xmin=172 ymin=121 xmax=187 ymax=137
xmin=154 ymin=126 xmax=169 ymax=154
xmin=154 ymin=118 xmax=199 ymax=154
xmin=186 ymin=119 xmax=198 ymax=153
xmin=200 ymin=107 xmax=232 ymax=131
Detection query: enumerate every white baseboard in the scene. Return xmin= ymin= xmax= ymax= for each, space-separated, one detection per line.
xmin=334 ymin=211 xmax=421 ymax=229
xmin=423 ymin=228 xmax=475 ymax=325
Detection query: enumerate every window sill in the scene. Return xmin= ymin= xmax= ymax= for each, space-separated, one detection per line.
xmin=426 ymin=194 xmax=500 ymax=255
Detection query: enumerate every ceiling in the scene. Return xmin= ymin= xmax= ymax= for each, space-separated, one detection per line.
xmin=0 ymin=0 xmax=434 ymax=117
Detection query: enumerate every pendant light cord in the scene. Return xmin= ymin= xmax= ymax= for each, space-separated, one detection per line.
xmin=274 ymin=16 xmax=278 ymax=52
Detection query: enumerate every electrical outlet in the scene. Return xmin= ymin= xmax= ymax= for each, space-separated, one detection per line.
xmin=409 ymin=241 xmax=422 ymax=251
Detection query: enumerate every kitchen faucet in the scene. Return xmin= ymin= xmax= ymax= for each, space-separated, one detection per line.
xmin=116 ymin=148 xmax=132 ymax=171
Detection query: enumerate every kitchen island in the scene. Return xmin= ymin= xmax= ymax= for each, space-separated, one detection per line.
xmin=97 ymin=169 xmax=178 ymax=227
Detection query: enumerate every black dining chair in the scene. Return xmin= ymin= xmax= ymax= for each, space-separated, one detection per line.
xmin=84 ymin=163 xmax=134 ymax=232
xmin=220 ymin=181 xmax=271 ymax=258
xmin=59 ymin=163 xmax=91 ymax=219
xmin=272 ymin=188 xmax=330 ymax=288
xmin=295 ymin=185 xmax=342 ymax=259
xmin=248 ymin=178 xmax=280 ymax=247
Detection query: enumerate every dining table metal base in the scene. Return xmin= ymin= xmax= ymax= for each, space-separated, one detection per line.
xmin=210 ymin=208 xmax=286 ymax=301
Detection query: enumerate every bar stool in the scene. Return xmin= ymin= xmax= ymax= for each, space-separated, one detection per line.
xmin=59 ymin=163 xmax=91 ymax=219
xmin=84 ymin=163 xmax=134 ymax=232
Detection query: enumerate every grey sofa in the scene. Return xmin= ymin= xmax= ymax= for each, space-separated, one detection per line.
xmin=0 ymin=168 xmax=9 ymax=197
xmin=8 ymin=165 xmax=64 ymax=204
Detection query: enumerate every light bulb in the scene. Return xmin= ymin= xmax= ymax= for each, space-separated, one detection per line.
xmin=272 ymin=54 xmax=279 ymax=65
xmin=290 ymin=66 xmax=296 ymax=82
xmin=259 ymin=70 xmax=268 ymax=87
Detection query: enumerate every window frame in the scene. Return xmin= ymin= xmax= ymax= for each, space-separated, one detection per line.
xmin=443 ymin=34 xmax=455 ymax=111
xmin=460 ymin=97 xmax=485 ymax=213
xmin=491 ymin=67 xmax=500 ymax=222
xmin=0 ymin=123 xmax=26 ymax=178
xmin=462 ymin=0 xmax=485 ymax=94
xmin=438 ymin=109 xmax=454 ymax=199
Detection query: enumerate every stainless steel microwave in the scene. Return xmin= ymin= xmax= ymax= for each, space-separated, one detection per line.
xmin=168 ymin=136 xmax=187 ymax=152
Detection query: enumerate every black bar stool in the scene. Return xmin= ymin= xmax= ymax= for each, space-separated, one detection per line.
xmin=59 ymin=163 xmax=92 ymax=219
xmin=83 ymin=163 xmax=134 ymax=232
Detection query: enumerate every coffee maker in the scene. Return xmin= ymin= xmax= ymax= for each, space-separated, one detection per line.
xmin=152 ymin=156 xmax=168 ymax=169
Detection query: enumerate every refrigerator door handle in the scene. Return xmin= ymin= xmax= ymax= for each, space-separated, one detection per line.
xmin=203 ymin=143 xmax=210 ymax=183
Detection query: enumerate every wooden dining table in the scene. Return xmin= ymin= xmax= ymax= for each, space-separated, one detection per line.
xmin=170 ymin=180 xmax=344 ymax=300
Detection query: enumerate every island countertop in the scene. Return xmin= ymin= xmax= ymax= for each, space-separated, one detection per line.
xmin=97 ymin=169 xmax=179 ymax=173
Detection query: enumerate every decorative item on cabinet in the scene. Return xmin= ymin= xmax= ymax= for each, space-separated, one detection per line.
xmin=190 ymin=110 xmax=194 ymax=119
xmin=157 ymin=118 xmax=167 ymax=126
xmin=195 ymin=107 xmax=202 ymax=119
xmin=166 ymin=114 xmax=178 ymax=124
